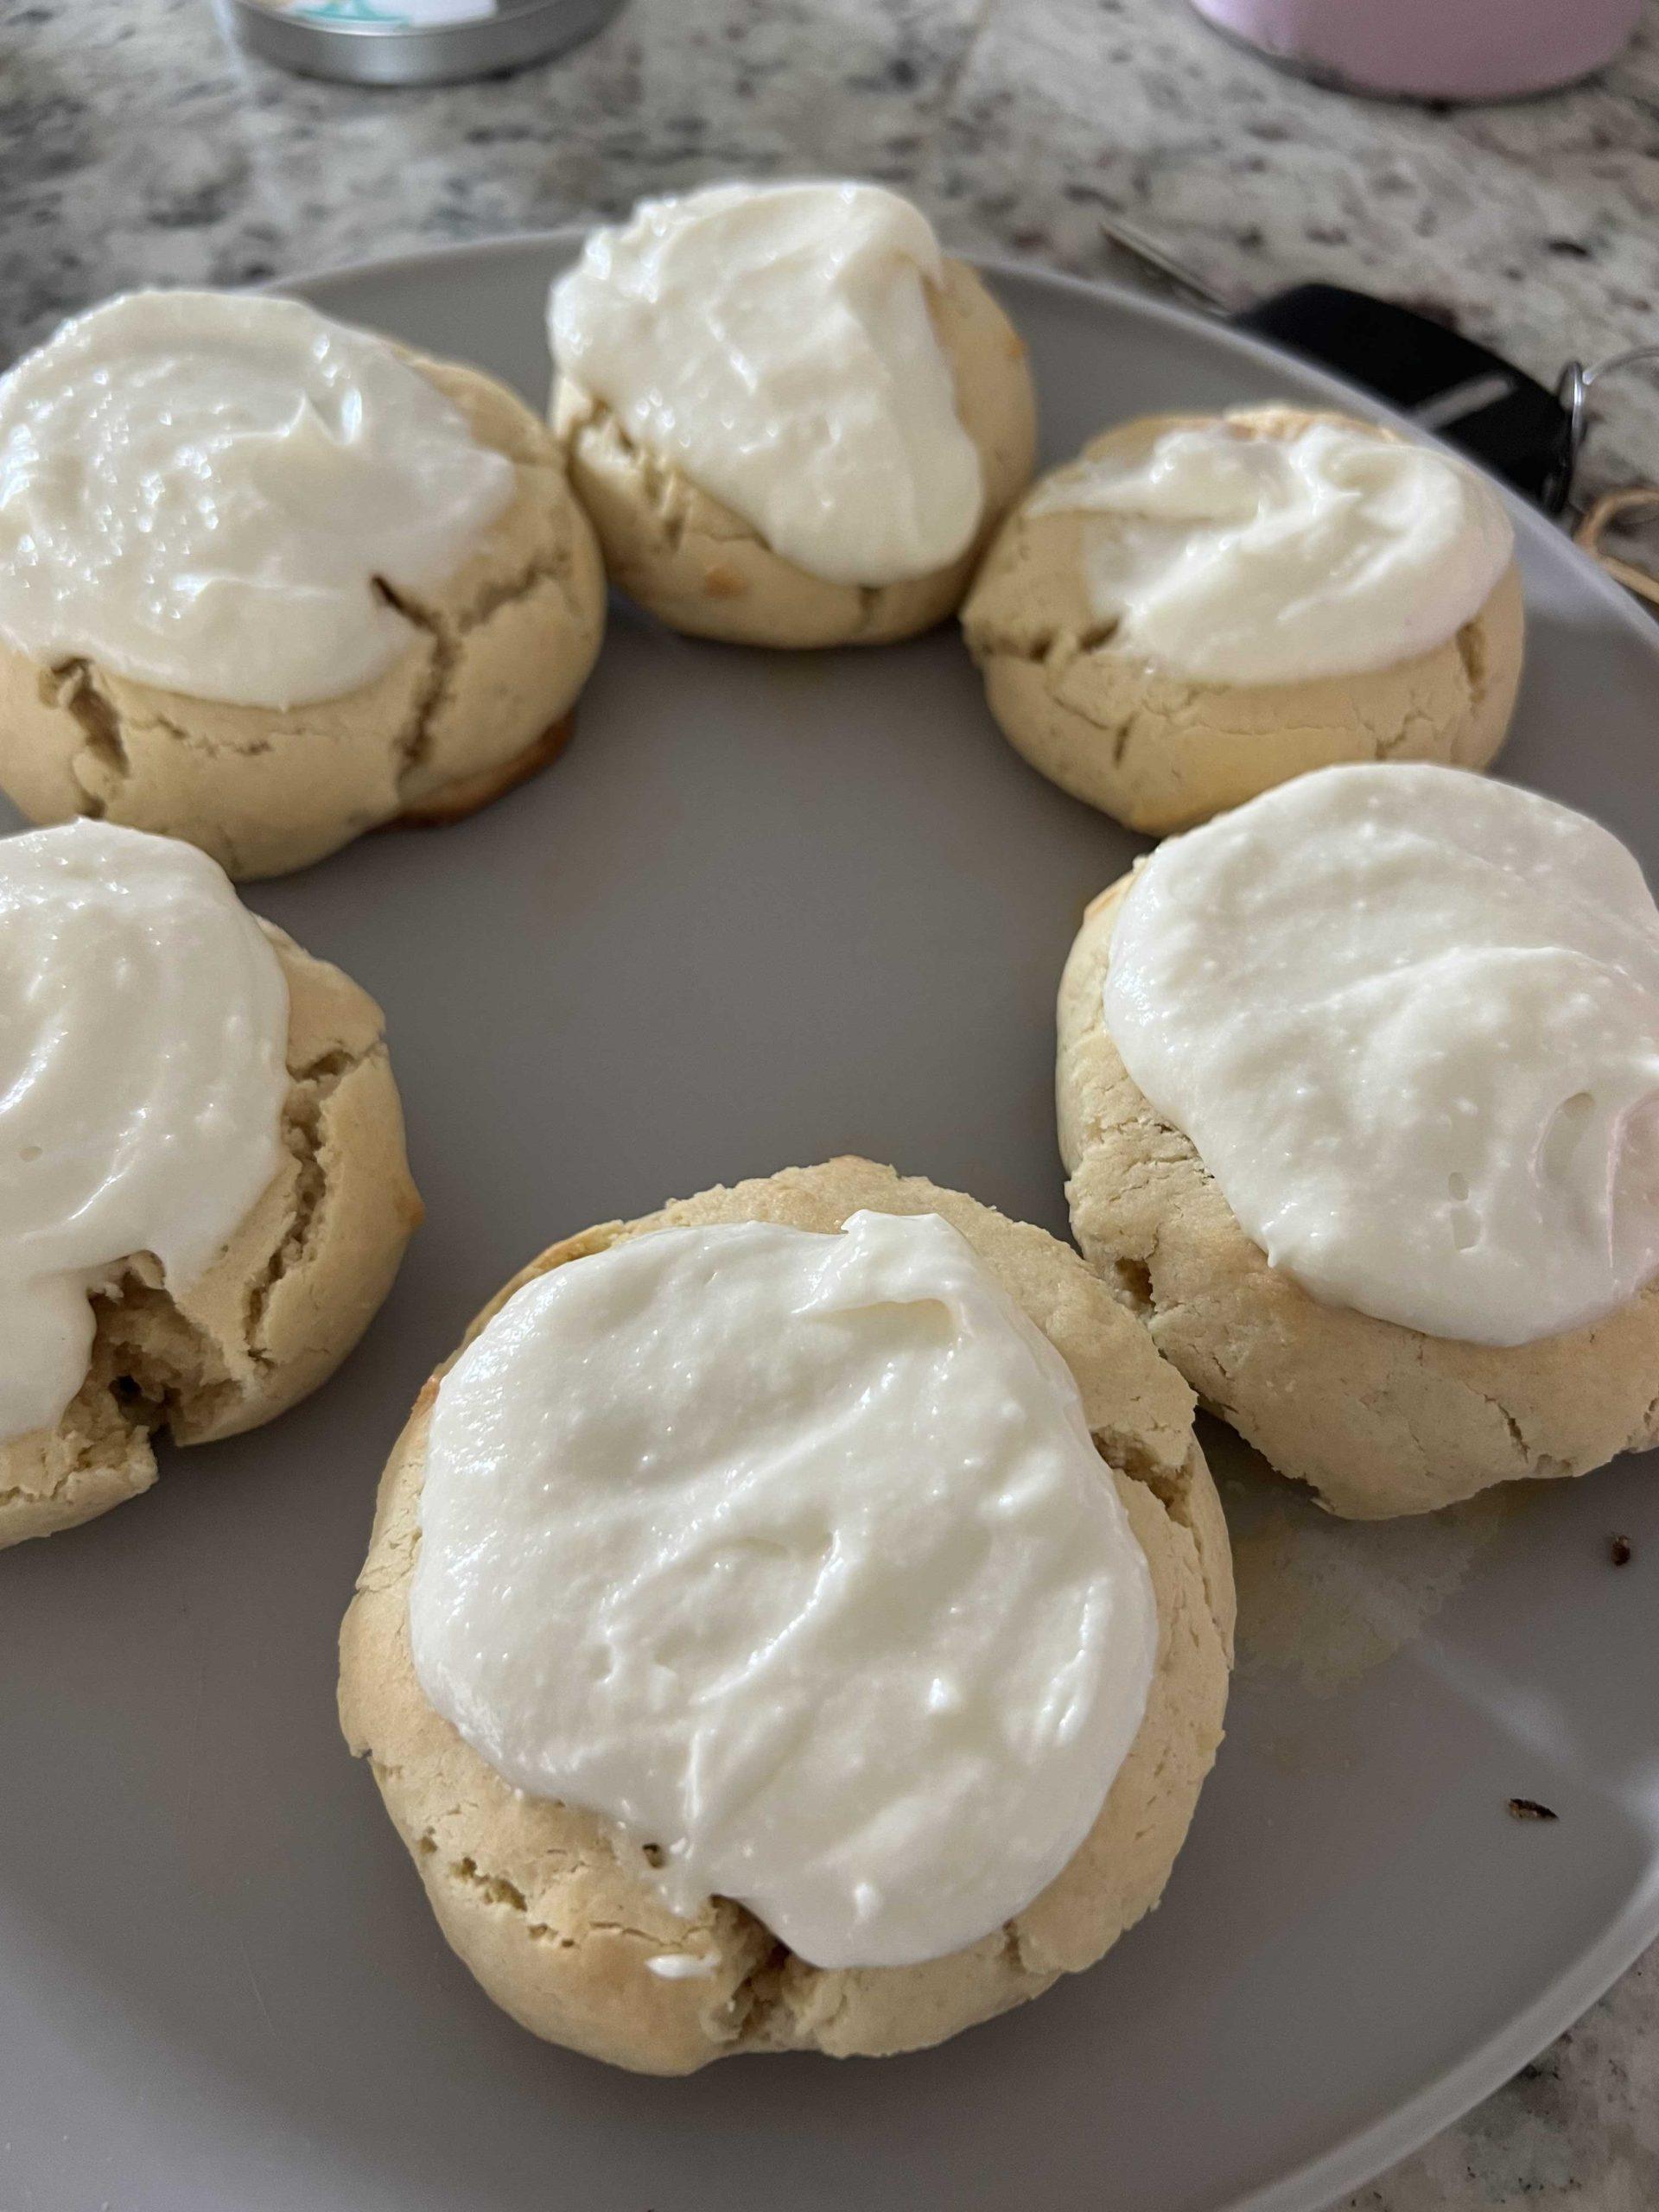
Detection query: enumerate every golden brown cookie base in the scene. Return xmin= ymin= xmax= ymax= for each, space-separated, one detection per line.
xmin=1058 ymin=879 xmax=1659 ymax=1516
xmin=391 ymin=714 xmax=575 ymax=830
xmin=554 ymin=257 xmax=1038 ymax=650
xmin=0 ymin=347 xmax=607 ymax=880
xmin=0 ymin=923 xmax=422 ymax=1548
xmin=963 ymin=407 xmax=1526 ymax=835
xmin=340 ymin=1157 xmax=1235 ymax=2073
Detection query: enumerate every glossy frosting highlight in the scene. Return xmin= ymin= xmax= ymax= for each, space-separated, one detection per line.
xmin=550 ymin=181 xmax=985 ymax=587
xmin=0 ymin=289 xmax=514 ymax=708
xmin=1103 ymin=764 xmax=1659 ymax=1344
xmin=410 ymin=1209 xmax=1157 ymax=1968
xmin=0 ymin=820 xmax=289 ymax=1442
xmin=1033 ymin=415 xmax=1513 ymax=684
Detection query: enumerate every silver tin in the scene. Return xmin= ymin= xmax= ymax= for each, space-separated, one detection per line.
xmin=214 ymin=0 xmax=624 ymax=86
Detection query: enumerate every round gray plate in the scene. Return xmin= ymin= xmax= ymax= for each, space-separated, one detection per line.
xmin=3 ymin=236 xmax=1656 ymax=2212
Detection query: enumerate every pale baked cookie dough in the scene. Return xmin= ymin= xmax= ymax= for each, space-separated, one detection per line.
xmin=963 ymin=407 xmax=1525 ymax=834
xmin=340 ymin=1157 xmax=1232 ymax=2073
xmin=553 ymin=260 xmax=1036 ymax=650
xmin=0 ymin=351 xmax=607 ymax=880
xmin=1058 ymin=880 xmax=1659 ymax=1519
xmin=0 ymin=923 xmax=422 ymax=1548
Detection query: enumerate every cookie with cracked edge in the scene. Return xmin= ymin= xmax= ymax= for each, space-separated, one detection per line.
xmin=0 ymin=353 xmax=607 ymax=880
xmin=1058 ymin=880 xmax=1659 ymax=1519
xmin=552 ymin=260 xmax=1037 ymax=650
xmin=339 ymin=1156 xmax=1233 ymax=2074
xmin=0 ymin=919 xmax=423 ymax=1548
xmin=962 ymin=406 xmax=1525 ymax=836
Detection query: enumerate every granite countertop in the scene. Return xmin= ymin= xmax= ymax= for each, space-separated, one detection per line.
xmin=1 ymin=0 xmax=1656 ymax=2203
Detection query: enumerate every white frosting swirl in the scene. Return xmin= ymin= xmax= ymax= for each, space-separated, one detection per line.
xmin=1033 ymin=415 xmax=1514 ymax=685
xmin=1103 ymin=765 xmax=1659 ymax=1346
xmin=0 ymin=821 xmax=289 ymax=1443
xmin=0 ymin=290 xmax=514 ymax=709
xmin=550 ymin=181 xmax=985 ymax=587
xmin=410 ymin=1209 xmax=1157 ymax=1969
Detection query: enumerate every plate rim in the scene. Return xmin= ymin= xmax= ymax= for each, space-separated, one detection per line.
xmin=269 ymin=227 xmax=1659 ymax=2212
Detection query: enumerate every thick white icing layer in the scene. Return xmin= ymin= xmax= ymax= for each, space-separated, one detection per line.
xmin=550 ymin=182 xmax=984 ymax=587
xmin=0 ymin=820 xmax=289 ymax=1442
xmin=1033 ymin=415 xmax=1513 ymax=684
xmin=410 ymin=1209 xmax=1157 ymax=1968
xmin=0 ymin=290 xmax=513 ymax=708
xmin=1103 ymin=764 xmax=1659 ymax=1344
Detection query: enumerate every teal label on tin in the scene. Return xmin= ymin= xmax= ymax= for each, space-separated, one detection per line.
xmin=271 ymin=0 xmax=497 ymax=26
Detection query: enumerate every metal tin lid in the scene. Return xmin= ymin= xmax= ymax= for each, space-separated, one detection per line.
xmin=214 ymin=0 xmax=625 ymax=86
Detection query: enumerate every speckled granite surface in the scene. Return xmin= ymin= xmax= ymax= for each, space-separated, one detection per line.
xmin=5 ymin=0 xmax=1659 ymax=487
xmin=1 ymin=1 xmax=1656 ymax=2204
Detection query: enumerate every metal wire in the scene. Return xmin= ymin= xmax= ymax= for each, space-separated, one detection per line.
xmin=1550 ymin=344 xmax=1659 ymax=516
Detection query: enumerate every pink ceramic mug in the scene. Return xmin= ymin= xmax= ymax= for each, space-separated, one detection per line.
xmin=1188 ymin=0 xmax=1641 ymax=100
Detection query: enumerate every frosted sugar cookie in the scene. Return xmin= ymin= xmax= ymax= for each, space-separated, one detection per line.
xmin=0 ymin=820 xmax=420 ymax=1546
xmin=1059 ymin=764 xmax=1659 ymax=1516
xmin=0 ymin=290 xmax=606 ymax=876
xmin=550 ymin=183 xmax=1035 ymax=648
xmin=340 ymin=1158 xmax=1231 ymax=2071
xmin=964 ymin=407 xmax=1522 ymax=832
